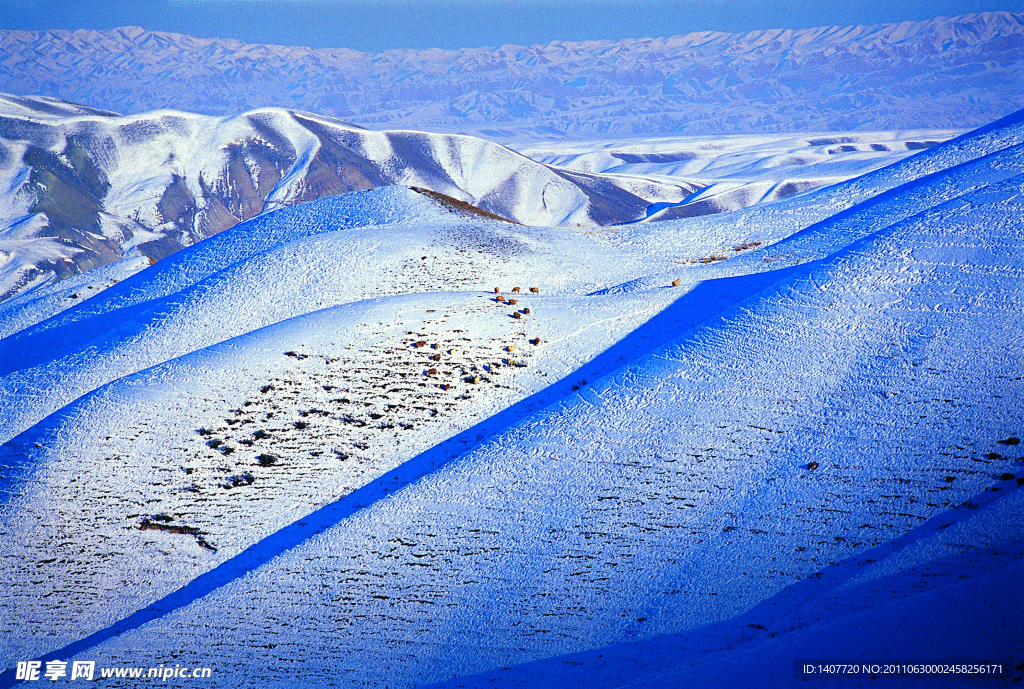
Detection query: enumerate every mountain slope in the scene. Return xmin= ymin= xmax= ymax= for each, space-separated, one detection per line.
xmin=0 ymin=185 xmax=688 ymax=447
xmin=0 ymin=95 xmax=695 ymax=300
xmin=1 ymin=13 xmax=1022 ymax=140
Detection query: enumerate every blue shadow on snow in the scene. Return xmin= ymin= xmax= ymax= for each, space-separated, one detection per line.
xmin=0 ymin=263 xmax=806 ymax=687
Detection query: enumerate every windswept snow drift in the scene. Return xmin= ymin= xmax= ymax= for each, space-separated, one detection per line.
xmin=0 ymin=108 xmax=1023 ymax=687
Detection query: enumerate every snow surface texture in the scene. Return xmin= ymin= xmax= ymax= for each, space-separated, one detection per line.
xmin=0 ymin=110 xmax=1023 ymax=687
xmin=1 ymin=13 xmax=1022 ymax=139
xmin=0 ymin=94 xmax=695 ymax=302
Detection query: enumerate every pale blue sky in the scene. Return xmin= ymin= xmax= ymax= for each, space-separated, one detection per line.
xmin=2 ymin=0 xmax=1021 ymax=51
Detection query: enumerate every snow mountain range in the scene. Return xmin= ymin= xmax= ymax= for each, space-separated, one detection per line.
xmin=0 ymin=94 xmax=694 ymax=301
xmin=1 ymin=12 xmax=1022 ymax=140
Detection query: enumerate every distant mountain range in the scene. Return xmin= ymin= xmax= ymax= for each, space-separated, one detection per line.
xmin=0 ymin=94 xmax=693 ymax=300
xmin=1 ymin=12 xmax=1022 ymax=140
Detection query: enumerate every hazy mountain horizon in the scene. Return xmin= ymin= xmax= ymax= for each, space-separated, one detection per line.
xmin=2 ymin=11 xmax=1022 ymax=140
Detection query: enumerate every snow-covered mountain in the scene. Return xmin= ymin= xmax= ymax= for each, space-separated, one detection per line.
xmin=1 ymin=12 xmax=1022 ymax=139
xmin=0 ymin=94 xmax=694 ymax=300
xmin=515 ymin=128 xmax=963 ymax=219
xmin=0 ymin=105 xmax=1022 ymax=686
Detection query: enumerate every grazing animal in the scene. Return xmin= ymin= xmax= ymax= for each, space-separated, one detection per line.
xmin=523 ymin=307 xmax=531 ymax=314
xmin=508 ymin=298 xmax=517 ymax=305
xmin=430 ymin=353 xmax=441 ymax=361
xmin=494 ymin=287 xmax=500 ymax=293
xmin=440 ymin=384 xmax=450 ymax=390
xmin=672 ymin=279 xmax=681 ymax=287
xmin=496 ymin=295 xmax=506 ymax=302
xmin=529 ymin=287 xmax=539 ymax=293
xmin=427 ymin=368 xmax=438 ymax=375
xmin=414 ymin=341 xmax=427 ymax=348
xmin=507 ymin=345 xmax=516 ymax=352
xmin=530 ymin=337 xmax=541 ymax=345
xmin=512 ymin=287 xmax=521 ymax=293
xmin=513 ymin=312 xmax=521 ymax=319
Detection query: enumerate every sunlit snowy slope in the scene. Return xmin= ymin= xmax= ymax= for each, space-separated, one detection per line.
xmin=0 ymin=107 xmax=1022 ymax=688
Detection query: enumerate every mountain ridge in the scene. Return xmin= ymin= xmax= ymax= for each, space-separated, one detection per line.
xmin=2 ymin=12 xmax=1022 ymax=139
